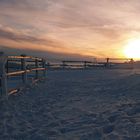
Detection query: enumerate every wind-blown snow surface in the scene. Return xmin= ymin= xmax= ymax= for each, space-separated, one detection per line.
xmin=0 ymin=69 xmax=140 ymax=140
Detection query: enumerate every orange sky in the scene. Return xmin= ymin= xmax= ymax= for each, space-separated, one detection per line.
xmin=0 ymin=0 xmax=140 ymax=60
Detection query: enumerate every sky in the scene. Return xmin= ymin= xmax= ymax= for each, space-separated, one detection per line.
xmin=0 ymin=0 xmax=140 ymax=60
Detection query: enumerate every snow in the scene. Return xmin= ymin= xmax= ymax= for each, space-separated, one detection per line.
xmin=0 ymin=69 xmax=140 ymax=140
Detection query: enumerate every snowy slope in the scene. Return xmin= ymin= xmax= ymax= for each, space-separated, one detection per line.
xmin=0 ymin=69 xmax=140 ymax=140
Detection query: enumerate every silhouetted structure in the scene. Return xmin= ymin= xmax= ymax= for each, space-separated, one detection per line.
xmin=0 ymin=52 xmax=47 ymax=98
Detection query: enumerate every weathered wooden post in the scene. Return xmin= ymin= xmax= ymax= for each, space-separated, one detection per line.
xmin=46 ymin=62 xmax=50 ymax=69
xmin=6 ymin=60 xmax=9 ymax=74
xmin=21 ymin=54 xmax=27 ymax=84
xmin=84 ymin=61 xmax=87 ymax=69
xmin=35 ymin=58 xmax=39 ymax=79
xmin=0 ymin=52 xmax=8 ymax=98
xmin=62 ymin=61 xmax=66 ymax=69
xmin=106 ymin=58 xmax=110 ymax=68
xmin=42 ymin=59 xmax=46 ymax=77
xmin=130 ymin=58 xmax=134 ymax=69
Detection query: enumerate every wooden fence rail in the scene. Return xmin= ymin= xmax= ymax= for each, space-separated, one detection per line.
xmin=61 ymin=58 xmax=134 ymax=69
xmin=0 ymin=52 xmax=46 ymax=98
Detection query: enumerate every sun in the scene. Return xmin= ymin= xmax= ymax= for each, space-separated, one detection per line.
xmin=124 ymin=39 xmax=140 ymax=59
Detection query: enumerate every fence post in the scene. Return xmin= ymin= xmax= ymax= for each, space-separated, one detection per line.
xmin=6 ymin=60 xmax=9 ymax=74
xmin=84 ymin=61 xmax=87 ymax=69
xmin=106 ymin=58 xmax=110 ymax=68
xmin=130 ymin=58 xmax=134 ymax=69
xmin=35 ymin=58 xmax=39 ymax=79
xmin=46 ymin=62 xmax=50 ymax=69
xmin=42 ymin=59 xmax=46 ymax=78
xmin=21 ymin=54 xmax=27 ymax=84
xmin=62 ymin=61 xmax=66 ymax=69
xmin=0 ymin=52 xmax=8 ymax=98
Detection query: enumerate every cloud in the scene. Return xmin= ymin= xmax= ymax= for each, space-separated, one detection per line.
xmin=0 ymin=45 xmax=93 ymax=61
xmin=0 ymin=26 xmax=66 ymax=49
xmin=1 ymin=0 xmax=140 ymax=58
xmin=0 ymin=0 xmax=51 ymax=10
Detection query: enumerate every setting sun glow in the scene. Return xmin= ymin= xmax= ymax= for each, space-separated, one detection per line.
xmin=124 ymin=39 xmax=140 ymax=59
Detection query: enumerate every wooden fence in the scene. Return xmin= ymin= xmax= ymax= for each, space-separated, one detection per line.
xmin=44 ymin=58 xmax=134 ymax=69
xmin=0 ymin=52 xmax=46 ymax=98
xmin=59 ymin=58 xmax=134 ymax=69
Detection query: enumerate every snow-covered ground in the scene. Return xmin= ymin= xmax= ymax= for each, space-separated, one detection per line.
xmin=0 ymin=69 xmax=140 ymax=140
